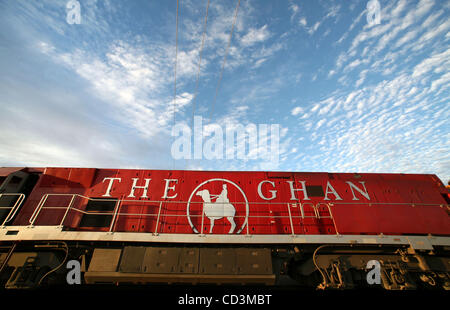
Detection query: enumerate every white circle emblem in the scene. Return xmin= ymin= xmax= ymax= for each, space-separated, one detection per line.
xmin=186 ymin=178 xmax=249 ymax=234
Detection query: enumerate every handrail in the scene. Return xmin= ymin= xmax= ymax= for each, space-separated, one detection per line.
xmin=287 ymin=203 xmax=295 ymax=236
xmin=325 ymin=203 xmax=339 ymax=235
xmin=301 ymin=202 xmax=318 ymax=217
xmin=0 ymin=193 xmax=26 ymax=227
xmin=199 ymin=199 xmax=205 ymax=236
xmin=30 ymin=206 xmax=327 ymax=218
xmin=330 ymin=201 xmax=447 ymax=206
xmin=108 ymin=197 xmax=123 ymax=232
xmin=25 ymin=193 xmax=448 ymax=235
xmin=28 ymin=194 xmax=49 ymax=226
xmin=154 ymin=201 xmax=163 ymax=235
xmin=57 ymin=195 xmax=76 ymax=228
xmin=27 ymin=193 xmax=450 ymax=207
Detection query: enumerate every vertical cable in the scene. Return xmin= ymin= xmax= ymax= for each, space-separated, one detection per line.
xmin=188 ymin=0 xmax=210 ymax=170
xmin=191 ymin=0 xmax=210 ymax=131
xmin=172 ymin=0 xmax=180 ymax=169
xmin=209 ymin=0 xmax=241 ymax=121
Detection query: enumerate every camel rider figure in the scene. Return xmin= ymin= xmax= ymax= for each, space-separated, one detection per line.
xmin=215 ymin=184 xmax=229 ymax=203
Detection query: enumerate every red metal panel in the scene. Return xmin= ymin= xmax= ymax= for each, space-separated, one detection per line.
xmin=0 ymin=167 xmax=25 ymax=177
xmin=8 ymin=167 xmax=450 ymax=237
xmin=330 ymin=173 xmax=450 ymax=236
xmin=12 ymin=168 xmax=88 ymax=226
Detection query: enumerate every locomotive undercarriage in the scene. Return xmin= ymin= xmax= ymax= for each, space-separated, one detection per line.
xmin=284 ymin=244 xmax=450 ymax=290
xmin=0 ymin=241 xmax=449 ymax=290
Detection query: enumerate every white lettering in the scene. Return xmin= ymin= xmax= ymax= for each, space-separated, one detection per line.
xmin=346 ymin=181 xmax=371 ymax=200
xmin=128 ymin=178 xmax=151 ymax=198
xmin=222 ymin=295 xmax=271 ymax=305
xmin=101 ymin=177 xmax=121 ymax=197
xmin=324 ymin=181 xmax=343 ymax=200
xmin=162 ymin=179 xmax=178 ymax=199
xmin=287 ymin=180 xmax=310 ymax=200
xmin=257 ymin=180 xmax=277 ymax=200
xmin=178 ymin=294 xmax=212 ymax=307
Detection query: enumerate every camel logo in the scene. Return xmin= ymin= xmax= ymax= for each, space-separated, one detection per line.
xmin=186 ymin=178 xmax=249 ymax=234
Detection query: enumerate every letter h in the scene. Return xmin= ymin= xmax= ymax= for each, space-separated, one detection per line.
xmin=128 ymin=178 xmax=151 ymax=198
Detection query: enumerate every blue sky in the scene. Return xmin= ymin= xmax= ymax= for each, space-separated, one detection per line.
xmin=0 ymin=0 xmax=449 ymax=183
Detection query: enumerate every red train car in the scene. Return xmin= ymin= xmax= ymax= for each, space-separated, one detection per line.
xmin=0 ymin=167 xmax=449 ymax=289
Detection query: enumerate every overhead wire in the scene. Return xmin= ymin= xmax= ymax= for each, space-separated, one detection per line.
xmin=172 ymin=0 xmax=180 ymax=169
xmin=187 ymin=0 xmax=210 ymax=170
xmin=209 ymin=0 xmax=241 ymax=121
xmin=191 ymin=0 xmax=211 ymax=131
xmin=178 ymin=0 xmax=241 ymax=168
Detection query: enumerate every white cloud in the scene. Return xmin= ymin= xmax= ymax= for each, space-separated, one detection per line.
xmin=308 ymin=21 xmax=321 ymax=35
xmin=430 ymin=71 xmax=450 ymax=93
xmin=291 ymin=106 xmax=304 ymax=116
xmin=316 ymin=119 xmax=325 ymax=129
xmin=310 ymin=103 xmax=320 ymax=113
xmin=414 ymin=18 xmax=450 ymax=50
xmin=252 ymin=58 xmax=267 ymax=68
xmin=241 ymin=25 xmax=271 ymax=46
xmin=40 ymin=40 xmax=199 ymax=140
xmin=289 ymin=3 xmax=299 ymax=15
xmin=372 ymin=0 xmax=435 ymax=54
xmin=318 ymin=99 xmax=335 ymax=115
xmin=356 ymin=69 xmax=369 ymax=87
xmin=412 ymin=49 xmax=450 ymax=77
xmin=336 ymin=9 xmax=365 ymax=45
xmin=299 ymin=17 xmax=307 ymax=27
xmin=288 ymin=64 xmax=450 ymax=181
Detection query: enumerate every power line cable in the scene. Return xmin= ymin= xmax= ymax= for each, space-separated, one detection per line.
xmin=188 ymin=0 xmax=210 ymax=170
xmin=209 ymin=0 xmax=241 ymax=121
xmin=191 ymin=0 xmax=210 ymax=130
xmin=172 ymin=0 xmax=180 ymax=169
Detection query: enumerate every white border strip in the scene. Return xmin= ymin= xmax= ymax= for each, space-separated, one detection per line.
xmin=1 ymin=226 xmax=449 ymax=250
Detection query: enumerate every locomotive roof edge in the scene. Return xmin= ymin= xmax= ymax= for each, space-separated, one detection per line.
xmin=0 ymin=166 xmax=445 ymax=179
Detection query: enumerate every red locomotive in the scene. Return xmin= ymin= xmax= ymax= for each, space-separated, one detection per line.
xmin=0 ymin=167 xmax=449 ymax=289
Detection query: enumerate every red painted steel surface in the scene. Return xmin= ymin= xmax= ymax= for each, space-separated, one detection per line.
xmin=11 ymin=168 xmax=450 ymax=236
